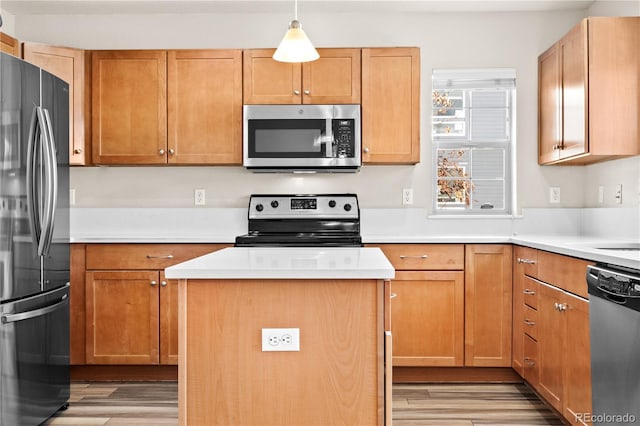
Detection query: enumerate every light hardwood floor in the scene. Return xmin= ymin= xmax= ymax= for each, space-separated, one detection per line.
xmin=42 ymin=382 xmax=565 ymax=425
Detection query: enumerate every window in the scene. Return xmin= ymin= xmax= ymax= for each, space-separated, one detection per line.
xmin=432 ymin=69 xmax=515 ymax=215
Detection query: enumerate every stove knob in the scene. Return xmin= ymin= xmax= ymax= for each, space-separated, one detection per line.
xmin=271 ymin=200 xmax=279 ymax=208
xmin=344 ymin=203 xmax=352 ymax=211
xmin=255 ymin=203 xmax=264 ymax=212
xmin=328 ymin=200 xmax=337 ymax=208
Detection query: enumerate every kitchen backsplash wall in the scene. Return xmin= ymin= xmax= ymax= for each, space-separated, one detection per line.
xmin=4 ymin=2 xmax=639 ymax=212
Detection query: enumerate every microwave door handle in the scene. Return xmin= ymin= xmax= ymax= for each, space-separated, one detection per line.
xmin=325 ymin=118 xmax=333 ymax=157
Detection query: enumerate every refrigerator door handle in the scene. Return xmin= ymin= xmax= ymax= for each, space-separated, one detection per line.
xmin=39 ymin=108 xmax=58 ymax=256
xmin=0 ymin=294 xmax=68 ymax=324
xmin=26 ymin=106 xmax=44 ymax=252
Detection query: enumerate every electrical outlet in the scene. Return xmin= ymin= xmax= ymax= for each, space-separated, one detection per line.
xmin=402 ymin=188 xmax=414 ymax=205
xmin=615 ymin=184 xmax=622 ymax=204
xmin=194 ymin=188 xmax=205 ymax=206
xmin=549 ymin=187 xmax=561 ymax=204
xmin=261 ymin=328 xmax=300 ymax=352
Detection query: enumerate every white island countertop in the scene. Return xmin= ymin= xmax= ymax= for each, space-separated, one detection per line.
xmin=164 ymin=247 xmax=396 ymax=280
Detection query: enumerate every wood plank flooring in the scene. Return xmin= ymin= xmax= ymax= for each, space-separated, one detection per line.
xmin=42 ymin=382 xmax=565 ymax=425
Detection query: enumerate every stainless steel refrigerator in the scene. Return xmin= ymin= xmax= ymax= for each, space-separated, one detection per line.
xmin=0 ymin=52 xmax=70 ymax=425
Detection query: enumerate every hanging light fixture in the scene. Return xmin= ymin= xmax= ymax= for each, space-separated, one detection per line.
xmin=272 ymin=0 xmax=319 ymax=63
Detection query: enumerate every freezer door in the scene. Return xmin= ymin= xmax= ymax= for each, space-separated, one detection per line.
xmin=0 ymin=284 xmax=70 ymax=425
xmin=1 ymin=53 xmax=42 ymax=302
xmin=40 ymin=70 xmax=70 ymax=293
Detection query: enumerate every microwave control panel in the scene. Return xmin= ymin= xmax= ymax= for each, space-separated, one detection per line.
xmin=333 ymin=119 xmax=355 ymax=158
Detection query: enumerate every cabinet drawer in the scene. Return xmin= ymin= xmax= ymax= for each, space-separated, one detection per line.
xmin=523 ymin=305 xmax=538 ymax=341
xmin=523 ymin=334 xmax=538 ymax=388
xmin=515 ymin=246 xmax=538 ymax=278
xmin=523 ymin=276 xmax=539 ymax=309
xmin=86 ymin=244 xmax=226 ymax=270
xmin=374 ymin=244 xmax=464 ymax=270
xmin=537 ymin=250 xmax=593 ymax=298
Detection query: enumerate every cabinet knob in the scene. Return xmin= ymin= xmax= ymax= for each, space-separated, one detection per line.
xmin=74 ymin=148 xmax=83 ymax=154
xmin=304 ymin=90 xmax=310 ymax=95
xmin=150 ymin=280 xmax=157 ymax=287
xmin=159 ymin=149 xmax=165 ymax=155
xmin=161 ymin=281 xmax=167 ymax=287
xmin=390 ymin=293 xmax=397 ymax=299
xmin=363 ymin=147 xmax=370 ymax=154
xmin=293 ymin=90 xmax=300 ymax=95
xmin=168 ymin=149 xmax=175 ymax=155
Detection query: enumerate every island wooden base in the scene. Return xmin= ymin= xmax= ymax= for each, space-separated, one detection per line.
xmin=178 ymin=278 xmax=390 ymax=426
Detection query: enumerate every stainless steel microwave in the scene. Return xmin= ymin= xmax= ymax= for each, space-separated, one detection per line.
xmin=243 ymin=104 xmax=361 ymax=172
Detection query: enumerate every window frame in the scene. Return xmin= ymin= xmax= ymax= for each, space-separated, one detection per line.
xmin=431 ymin=69 xmax=516 ymax=216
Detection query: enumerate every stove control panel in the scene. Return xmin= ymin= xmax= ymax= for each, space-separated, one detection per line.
xmin=248 ymin=194 xmax=359 ymax=219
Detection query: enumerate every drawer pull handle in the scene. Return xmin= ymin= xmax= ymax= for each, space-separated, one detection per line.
xmin=524 ymin=357 xmax=536 ymax=366
xmin=390 ymin=293 xmax=397 ymax=299
xmin=146 ymin=255 xmax=174 ymax=259
xmin=555 ymin=302 xmax=567 ymax=312
xmin=517 ymin=258 xmax=536 ymax=264
xmin=399 ymin=255 xmax=428 ymax=260
xmin=523 ymin=289 xmax=536 ymax=295
xmin=524 ymin=319 xmax=536 ymax=326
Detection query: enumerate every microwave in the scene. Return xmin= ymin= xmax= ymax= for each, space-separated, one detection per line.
xmin=243 ymin=104 xmax=361 ymax=172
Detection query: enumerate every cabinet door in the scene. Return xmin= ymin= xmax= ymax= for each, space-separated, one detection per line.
xmin=512 ymin=247 xmax=526 ymax=375
xmin=301 ymin=48 xmax=361 ymax=104
xmin=0 ymin=32 xmax=20 ymax=57
xmin=22 ymin=42 xmax=91 ymax=165
xmin=362 ymin=47 xmax=420 ymax=164
xmin=464 ymin=245 xmax=512 ymax=367
xmin=92 ymin=50 xmax=167 ymax=164
xmin=563 ymin=293 xmax=592 ymax=425
xmin=243 ymin=49 xmax=301 ymax=104
xmin=537 ymin=282 xmax=564 ymax=411
xmin=538 ymin=43 xmax=562 ymax=164
xmin=559 ymin=20 xmax=588 ymax=160
xmin=167 ymin=50 xmax=242 ymax=164
xmin=85 ymin=270 xmax=160 ymax=364
xmin=391 ymin=271 xmax=464 ymax=366
xmin=159 ymin=272 xmax=178 ymax=365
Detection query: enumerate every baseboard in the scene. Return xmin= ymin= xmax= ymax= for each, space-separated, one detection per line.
xmin=71 ymin=365 xmax=178 ymax=381
xmin=393 ymin=367 xmax=523 ymax=383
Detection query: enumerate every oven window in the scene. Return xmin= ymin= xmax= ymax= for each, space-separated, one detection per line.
xmin=248 ymin=119 xmax=327 ymax=158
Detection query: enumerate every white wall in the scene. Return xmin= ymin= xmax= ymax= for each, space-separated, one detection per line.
xmin=0 ymin=9 xmax=16 ymax=34
xmin=11 ymin=5 xmax=637 ymax=211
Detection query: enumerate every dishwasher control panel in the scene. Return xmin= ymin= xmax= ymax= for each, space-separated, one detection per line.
xmin=587 ymin=264 xmax=640 ymax=298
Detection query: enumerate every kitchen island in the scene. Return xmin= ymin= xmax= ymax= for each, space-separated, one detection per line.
xmin=164 ymin=247 xmax=395 ymax=426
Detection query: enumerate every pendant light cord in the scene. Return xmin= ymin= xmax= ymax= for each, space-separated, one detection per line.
xmin=294 ymin=0 xmax=298 ymax=20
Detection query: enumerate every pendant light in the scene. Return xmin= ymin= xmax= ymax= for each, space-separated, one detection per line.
xmin=272 ymin=0 xmax=319 ymax=63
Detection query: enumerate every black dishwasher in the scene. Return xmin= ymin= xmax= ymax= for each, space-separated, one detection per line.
xmin=587 ymin=264 xmax=640 ymax=425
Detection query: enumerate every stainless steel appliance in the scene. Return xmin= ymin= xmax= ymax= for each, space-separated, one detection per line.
xmin=1 ymin=52 xmax=70 ymax=425
xmin=587 ymin=264 xmax=640 ymax=425
xmin=243 ymin=105 xmax=361 ymax=172
xmin=235 ymin=194 xmax=362 ymax=247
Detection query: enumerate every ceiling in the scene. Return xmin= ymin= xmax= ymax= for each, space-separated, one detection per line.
xmin=1 ymin=0 xmax=597 ymax=15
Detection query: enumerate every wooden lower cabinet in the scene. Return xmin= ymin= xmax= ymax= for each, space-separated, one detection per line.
xmin=391 ymin=271 xmax=464 ymax=366
xmin=85 ymin=270 xmax=160 ymax=364
xmin=464 ymin=245 xmax=512 ymax=367
xmin=537 ymin=280 xmax=592 ymax=425
xmin=74 ymin=244 xmax=227 ymax=367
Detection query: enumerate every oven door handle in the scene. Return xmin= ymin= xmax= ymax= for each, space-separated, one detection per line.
xmin=1 ymin=295 xmax=68 ymax=324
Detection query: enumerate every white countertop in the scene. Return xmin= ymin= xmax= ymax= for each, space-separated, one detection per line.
xmin=164 ymin=247 xmax=396 ymax=280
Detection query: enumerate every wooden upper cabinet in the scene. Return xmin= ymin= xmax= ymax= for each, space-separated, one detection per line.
xmin=464 ymin=244 xmax=512 ymax=367
xmin=92 ymin=50 xmax=167 ymax=164
xmin=167 ymin=49 xmax=242 ymax=164
xmin=362 ymin=47 xmax=420 ymax=164
xmin=243 ymin=48 xmax=361 ymax=104
xmin=0 ymin=32 xmax=20 ymax=56
xmin=539 ymin=17 xmax=640 ymax=165
xmin=22 ymin=42 xmax=91 ymax=165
